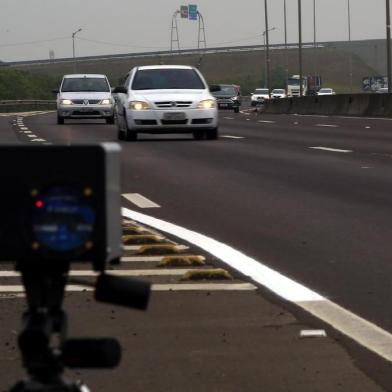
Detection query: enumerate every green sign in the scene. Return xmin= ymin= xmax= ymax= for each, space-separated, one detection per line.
xmin=188 ymin=4 xmax=198 ymax=20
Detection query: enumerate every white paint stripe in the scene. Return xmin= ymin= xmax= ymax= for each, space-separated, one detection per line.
xmin=123 ymin=244 xmax=188 ymax=251
xmin=122 ymin=193 xmax=160 ymax=208
xmin=258 ymin=120 xmax=276 ymax=123
xmin=223 ymin=117 xmax=234 ymax=120
xmin=316 ymin=124 xmax=339 ymax=128
xmin=20 ymin=127 xmax=28 ymax=130
xmin=309 ymin=146 xmax=352 ymax=153
xmin=27 ymin=135 xmax=38 ymax=138
xmin=31 ymin=139 xmax=46 ymax=142
xmin=122 ymin=208 xmax=322 ymax=303
xmin=221 ymin=135 xmax=245 ymax=139
xmin=0 ymin=283 xmax=257 ymax=294
xmin=121 ymin=207 xmax=392 ymax=361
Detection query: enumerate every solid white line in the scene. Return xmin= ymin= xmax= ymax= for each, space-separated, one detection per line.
xmin=316 ymin=124 xmax=339 ymax=128
xmin=221 ymin=135 xmax=245 ymax=139
xmin=309 ymin=147 xmax=352 ymax=153
xmin=122 ymin=193 xmax=160 ymax=208
xmin=121 ymin=207 xmax=392 ymax=362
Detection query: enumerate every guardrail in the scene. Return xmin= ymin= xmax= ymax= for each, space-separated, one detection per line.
xmin=0 ymin=100 xmax=56 ymax=113
xmin=263 ymin=94 xmax=392 ymax=118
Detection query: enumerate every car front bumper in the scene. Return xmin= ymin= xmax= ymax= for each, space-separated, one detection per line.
xmin=125 ymin=108 xmax=219 ymax=131
xmin=58 ymin=105 xmax=114 ymax=119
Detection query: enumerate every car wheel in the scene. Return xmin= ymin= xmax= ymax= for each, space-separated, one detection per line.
xmin=251 ymin=102 xmax=256 ymax=107
xmin=125 ymin=130 xmax=138 ymax=141
xmin=206 ymin=128 xmax=218 ymax=140
xmin=193 ymin=130 xmax=204 ymax=140
xmin=57 ymin=114 xmax=64 ymax=124
xmin=117 ymin=129 xmax=125 ymax=141
xmin=234 ymin=107 xmax=240 ymax=113
xmin=106 ymin=115 xmax=115 ymax=124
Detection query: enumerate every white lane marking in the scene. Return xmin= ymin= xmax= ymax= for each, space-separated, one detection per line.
xmin=20 ymin=127 xmax=28 ymax=130
xmin=365 ymin=126 xmax=371 ymax=129
xmin=0 ymin=283 xmax=257 ymax=294
xmin=122 ymin=193 xmax=160 ymax=208
xmin=27 ymin=134 xmax=38 ymax=138
xmin=31 ymin=139 xmax=46 ymax=142
xmin=223 ymin=116 xmax=234 ymax=120
xmin=258 ymin=120 xmax=275 ymax=123
xmin=309 ymin=147 xmax=352 ymax=153
xmin=123 ymin=244 xmax=189 ymax=251
xmin=121 ymin=207 xmax=392 ymax=362
xmin=294 ymin=122 xmax=299 ymax=125
xmin=316 ymin=124 xmax=339 ymax=128
xmin=23 ymin=131 xmax=32 ymax=134
xmin=221 ymin=135 xmax=245 ymax=139
xmin=300 ymin=329 xmax=327 ymax=338
xmin=246 ymin=118 xmax=251 ymax=121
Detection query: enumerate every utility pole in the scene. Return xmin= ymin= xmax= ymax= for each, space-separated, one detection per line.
xmin=284 ymin=0 xmax=288 ymax=90
xmin=348 ymin=0 xmax=353 ymax=93
xmin=386 ymin=0 xmax=392 ymax=93
xmin=264 ymin=0 xmax=271 ymax=96
xmin=72 ymin=28 xmax=82 ymax=73
xmin=298 ymin=0 xmax=303 ymax=96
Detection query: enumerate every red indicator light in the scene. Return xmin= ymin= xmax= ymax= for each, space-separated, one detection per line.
xmin=35 ymin=200 xmax=44 ymax=208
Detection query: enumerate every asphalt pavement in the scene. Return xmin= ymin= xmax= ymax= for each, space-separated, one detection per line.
xmin=0 ymin=109 xmax=392 ymax=390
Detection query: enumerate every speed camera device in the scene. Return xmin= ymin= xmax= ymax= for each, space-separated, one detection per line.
xmin=0 ymin=143 xmax=122 ymax=270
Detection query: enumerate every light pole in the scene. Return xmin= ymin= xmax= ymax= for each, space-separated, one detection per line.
xmin=386 ymin=0 xmax=392 ymax=93
xmin=298 ymin=0 xmax=303 ymax=96
xmin=347 ymin=0 xmax=353 ymax=93
xmin=313 ymin=0 xmax=318 ymax=81
xmin=284 ymin=0 xmax=288 ymax=90
xmin=264 ymin=0 xmax=272 ymax=95
xmin=72 ymin=28 xmax=82 ymax=73
xmin=263 ymin=27 xmax=276 ymax=89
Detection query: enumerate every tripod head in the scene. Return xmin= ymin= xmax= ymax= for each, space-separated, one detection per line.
xmin=0 ymin=144 xmax=151 ymax=391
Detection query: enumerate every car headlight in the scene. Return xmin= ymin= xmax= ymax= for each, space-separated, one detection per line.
xmin=129 ymin=101 xmax=150 ymax=110
xmin=197 ymin=99 xmax=216 ymax=109
xmin=231 ymin=96 xmax=238 ymax=101
xmin=100 ymin=98 xmax=113 ymax=105
xmin=60 ymin=99 xmax=73 ymax=105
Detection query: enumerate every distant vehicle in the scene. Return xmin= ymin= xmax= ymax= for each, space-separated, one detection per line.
xmin=54 ymin=74 xmax=114 ymax=125
xmin=250 ymin=88 xmax=270 ymax=106
xmin=211 ymin=84 xmax=241 ymax=113
xmin=271 ymin=89 xmax=286 ymax=99
xmin=287 ymin=75 xmax=322 ymax=97
xmin=112 ymin=65 xmax=219 ymax=141
xmin=317 ymin=88 xmax=336 ymax=96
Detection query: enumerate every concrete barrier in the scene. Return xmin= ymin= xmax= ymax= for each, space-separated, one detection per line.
xmin=264 ymin=94 xmax=392 ymax=117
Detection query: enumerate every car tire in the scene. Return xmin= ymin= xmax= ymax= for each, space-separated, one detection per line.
xmin=106 ymin=115 xmax=115 ymax=124
xmin=57 ymin=115 xmax=64 ymax=124
xmin=193 ymin=130 xmax=204 ymax=140
xmin=206 ymin=128 xmax=218 ymax=140
xmin=117 ymin=129 xmax=125 ymax=141
xmin=125 ymin=130 xmax=137 ymax=141
xmin=251 ymin=102 xmax=256 ymax=107
xmin=234 ymin=107 xmax=240 ymax=113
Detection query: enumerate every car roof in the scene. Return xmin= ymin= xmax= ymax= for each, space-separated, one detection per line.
xmin=136 ymin=65 xmax=194 ymax=71
xmin=63 ymin=74 xmax=107 ymax=79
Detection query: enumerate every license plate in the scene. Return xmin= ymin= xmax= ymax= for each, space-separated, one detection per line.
xmin=220 ymin=103 xmax=228 ymax=107
xmin=163 ymin=112 xmax=186 ymax=121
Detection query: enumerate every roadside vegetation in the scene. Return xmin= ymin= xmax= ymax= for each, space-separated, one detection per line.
xmin=0 ymin=68 xmax=60 ymax=100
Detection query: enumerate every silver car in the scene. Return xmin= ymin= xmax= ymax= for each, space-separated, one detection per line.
xmin=55 ymin=74 xmax=115 ymax=124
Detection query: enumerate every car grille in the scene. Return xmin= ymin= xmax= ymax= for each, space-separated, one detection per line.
xmin=161 ymin=119 xmax=188 ymax=125
xmin=154 ymin=101 xmax=192 ymax=108
xmin=71 ymin=99 xmax=101 ymax=105
xmin=72 ymin=110 xmax=101 ymax=116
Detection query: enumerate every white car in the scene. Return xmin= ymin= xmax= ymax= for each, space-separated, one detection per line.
xmin=317 ymin=88 xmax=336 ymax=96
xmin=113 ymin=65 xmax=219 ymax=141
xmin=55 ymin=74 xmax=114 ymax=124
xmin=271 ymin=89 xmax=286 ymax=99
xmin=250 ymin=88 xmax=270 ymax=106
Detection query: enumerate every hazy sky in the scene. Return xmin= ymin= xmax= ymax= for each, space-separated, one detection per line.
xmin=0 ymin=0 xmax=388 ymax=62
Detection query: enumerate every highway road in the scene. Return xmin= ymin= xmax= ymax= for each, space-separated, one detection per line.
xmin=1 ymin=109 xmax=392 ymax=389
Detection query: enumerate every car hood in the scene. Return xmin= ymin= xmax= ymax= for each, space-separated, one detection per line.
xmin=131 ymin=89 xmax=210 ymax=103
xmin=59 ymin=92 xmax=112 ymax=100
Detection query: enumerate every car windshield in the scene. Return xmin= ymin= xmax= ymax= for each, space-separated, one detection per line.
xmin=132 ymin=69 xmax=205 ymax=90
xmin=61 ymin=78 xmax=110 ymax=92
xmin=213 ymin=86 xmax=237 ymax=96
xmin=254 ymin=89 xmax=269 ymax=94
xmin=288 ymin=78 xmax=300 ymax=85
xmin=273 ymin=89 xmax=285 ymax=94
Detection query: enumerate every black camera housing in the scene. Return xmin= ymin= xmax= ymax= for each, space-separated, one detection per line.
xmin=0 ymin=143 xmax=122 ymax=270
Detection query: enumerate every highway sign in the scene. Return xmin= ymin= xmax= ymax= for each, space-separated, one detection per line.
xmin=180 ymin=5 xmax=188 ymax=18
xmin=188 ymin=4 xmax=198 ymax=20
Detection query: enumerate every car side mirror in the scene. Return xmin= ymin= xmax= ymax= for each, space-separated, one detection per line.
xmin=112 ymin=86 xmax=128 ymax=94
xmin=52 ymin=89 xmax=59 ymax=94
xmin=209 ymin=85 xmax=221 ymax=93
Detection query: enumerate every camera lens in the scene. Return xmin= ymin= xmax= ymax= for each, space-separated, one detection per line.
xmin=31 ymin=186 xmax=95 ymax=255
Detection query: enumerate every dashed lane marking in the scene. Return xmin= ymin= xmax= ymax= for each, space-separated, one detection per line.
xmin=122 ymin=207 xmax=392 ymax=362
xmin=122 ymin=193 xmax=160 ymax=208
xmin=316 ymin=124 xmax=339 ymax=128
xmin=309 ymin=146 xmax=353 ymax=153
xmin=258 ymin=120 xmax=276 ymax=123
xmin=27 ymin=134 xmax=38 ymax=138
xmin=223 ymin=117 xmax=234 ymax=120
xmin=221 ymin=135 xmax=245 ymax=139
xmin=31 ymin=139 xmax=46 ymax=142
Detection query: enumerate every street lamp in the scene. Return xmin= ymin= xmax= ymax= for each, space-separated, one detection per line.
xmin=72 ymin=28 xmax=82 ymax=73
xmin=298 ymin=0 xmax=303 ymax=96
xmin=263 ymin=27 xmax=276 ymax=89
xmin=386 ymin=0 xmax=392 ymax=93
xmin=347 ymin=0 xmax=353 ymax=93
